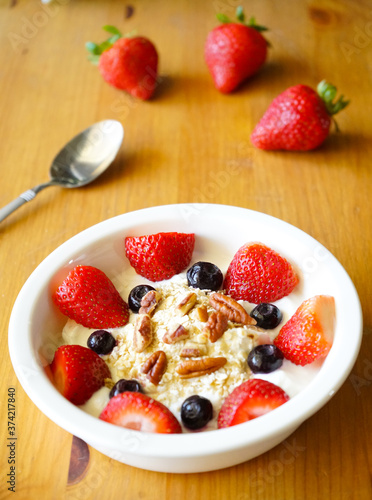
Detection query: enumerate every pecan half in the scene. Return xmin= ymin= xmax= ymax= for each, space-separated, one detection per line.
xmin=162 ymin=324 xmax=189 ymax=344
xmin=203 ymin=311 xmax=228 ymax=342
xmin=176 ymin=356 xmax=227 ymax=378
xmin=180 ymin=342 xmax=208 ymax=358
xmin=209 ymin=292 xmax=255 ymax=325
xmin=139 ymin=290 xmax=161 ymax=316
xmin=140 ymin=350 xmax=167 ymax=385
xmin=133 ymin=314 xmax=153 ymax=353
xmin=176 ymin=292 xmax=197 ymax=316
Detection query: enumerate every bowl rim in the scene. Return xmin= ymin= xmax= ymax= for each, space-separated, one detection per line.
xmin=8 ymin=203 xmax=363 ymax=459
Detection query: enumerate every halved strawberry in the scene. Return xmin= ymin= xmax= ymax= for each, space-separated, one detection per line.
xmin=223 ymin=242 xmax=299 ymax=303
xmin=274 ymin=295 xmax=335 ymax=366
xmin=50 ymin=345 xmax=111 ymax=406
xmin=217 ymin=379 xmax=289 ymax=428
xmin=99 ymin=392 xmax=182 ymax=434
xmin=124 ymin=232 xmax=195 ymax=282
xmin=53 ymin=265 xmax=129 ymax=329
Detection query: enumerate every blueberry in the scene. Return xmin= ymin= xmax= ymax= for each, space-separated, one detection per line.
xmin=186 ymin=262 xmax=223 ymax=291
xmin=250 ymin=303 xmax=283 ymax=329
xmin=247 ymin=344 xmax=284 ymax=374
xmin=128 ymin=284 xmax=156 ymax=313
xmin=109 ymin=379 xmax=144 ymax=398
xmin=180 ymin=395 xmax=213 ymax=430
xmin=87 ymin=330 xmax=116 ymax=355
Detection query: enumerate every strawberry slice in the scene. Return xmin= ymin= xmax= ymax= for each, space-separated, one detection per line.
xmin=99 ymin=392 xmax=182 ymax=434
xmin=125 ymin=232 xmax=195 ymax=282
xmin=274 ymin=295 xmax=335 ymax=366
xmin=223 ymin=242 xmax=298 ymax=303
xmin=217 ymin=379 xmax=289 ymax=428
xmin=53 ymin=265 xmax=129 ymax=329
xmin=50 ymin=345 xmax=111 ymax=406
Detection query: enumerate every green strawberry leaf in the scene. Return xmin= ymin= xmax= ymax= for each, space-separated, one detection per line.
xmin=86 ymin=25 xmax=125 ymax=64
xmin=85 ymin=41 xmax=102 ymax=64
xmin=98 ymin=39 xmax=115 ymax=53
xmin=85 ymin=41 xmax=100 ymax=55
xmin=217 ymin=7 xmax=268 ymax=33
xmin=103 ymin=25 xmax=122 ymax=36
xmin=247 ymin=15 xmax=268 ymax=32
xmin=216 ymin=13 xmax=232 ymax=23
xmin=87 ymin=53 xmax=101 ymax=65
xmin=236 ymin=6 xmax=245 ymax=23
xmin=107 ymin=34 xmax=121 ymax=44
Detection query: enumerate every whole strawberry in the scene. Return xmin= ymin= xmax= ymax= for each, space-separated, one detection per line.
xmin=223 ymin=242 xmax=298 ymax=303
xmin=125 ymin=232 xmax=195 ymax=282
xmin=205 ymin=6 xmax=268 ymax=93
xmin=274 ymin=295 xmax=335 ymax=365
xmin=251 ymin=81 xmax=349 ymax=150
xmin=86 ymin=25 xmax=158 ymax=100
xmin=53 ymin=265 xmax=129 ymax=329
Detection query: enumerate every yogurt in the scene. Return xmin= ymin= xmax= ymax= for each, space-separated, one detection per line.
xmin=60 ymin=271 xmax=324 ymax=431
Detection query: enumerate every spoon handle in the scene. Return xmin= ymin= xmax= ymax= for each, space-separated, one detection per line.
xmin=0 ymin=183 xmax=52 ymax=223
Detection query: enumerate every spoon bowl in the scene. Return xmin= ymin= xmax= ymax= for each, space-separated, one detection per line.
xmin=49 ymin=120 xmax=124 ymax=187
xmin=0 ymin=120 xmax=124 ymax=221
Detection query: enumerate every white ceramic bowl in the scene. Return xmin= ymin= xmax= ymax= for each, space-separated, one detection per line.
xmin=8 ymin=204 xmax=362 ymax=473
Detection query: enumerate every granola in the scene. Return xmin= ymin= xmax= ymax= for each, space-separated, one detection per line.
xmin=62 ymin=278 xmax=261 ymax=430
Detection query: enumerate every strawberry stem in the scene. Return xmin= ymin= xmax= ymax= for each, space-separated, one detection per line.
xmin=317 ymin=80 xmax=350 ymax=116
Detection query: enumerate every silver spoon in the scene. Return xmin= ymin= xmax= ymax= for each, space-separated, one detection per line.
xmin=0 ymin=120 xmax=124 ymax=223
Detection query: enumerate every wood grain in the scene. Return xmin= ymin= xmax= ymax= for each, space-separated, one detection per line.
xmin=0 ymin=0 xmax=371 ymax=499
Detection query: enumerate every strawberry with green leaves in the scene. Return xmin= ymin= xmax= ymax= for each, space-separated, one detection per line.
xmin=125 ymin=232 xmax=195 ymax=282
xmin=100 ymin=392 xmax=182 ymax=434
xmin=50 ymin=345 xmax=111 ymax=405
xmin=251 ymin=81 xmax=349 ymax=150
xmin=53 ymin=265 xmax=129 ymax=329
xmin=205 ymin=6 xmax=269 ymax=93
xmin=274 ymin=295 xmax=335 ymax=365
xmin=86 ymin=25 xmax=158 ymax=100
xmin=223 ymin=242 xmax=299 ymax=304
xmin=217 ymin=379 xmax=289 ymax=428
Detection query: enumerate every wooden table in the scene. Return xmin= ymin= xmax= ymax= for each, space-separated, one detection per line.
xmin=1 ymin=0 xmax=371 ymax=498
